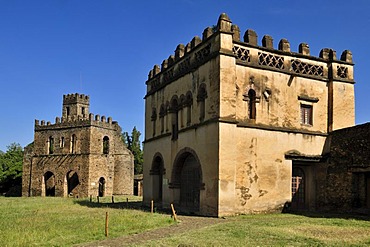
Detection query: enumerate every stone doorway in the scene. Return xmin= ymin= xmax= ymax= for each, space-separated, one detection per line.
xmin=179 ymin=154 xmax=201 ymax=212
xmin=66 ymin=170 xmax=79 ymax=197
xmin=151 ymin=155 xmax=165 ymax=203
xmin=43 ymin=171 xmax=55 ymax=196
xmin=291 ymin=167 xmax=305 ymax=210
xmin=98 ymin=177 xmax=106 ymax=197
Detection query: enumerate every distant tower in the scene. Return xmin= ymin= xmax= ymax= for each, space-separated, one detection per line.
xmin=62 ymin=93 xmax=90 ymax=119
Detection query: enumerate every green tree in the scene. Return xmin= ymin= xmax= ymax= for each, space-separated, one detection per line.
xmin=0 ymin=143 xmax=23 ymax=194
xmin=122 ymin=127 xmax=143 ymax=174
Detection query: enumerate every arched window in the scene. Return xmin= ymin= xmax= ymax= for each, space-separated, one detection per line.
xmin=170 ymin=96 xmax=179 ymax=140
xmin=60 ymin=137 xmax=65 ymax=148
xmin=103 ymin=136 xmax=109 ymax=154
xmin=70 ymin=134 xmax=77 ymax=154
xmin=197 ymin=84 xmax=207 ymax=122
xmin=151 ymin=108 xmax=157 ymax=137
xmin=248 ymin=89 xmax=256 ymax=120
xmin=48 ymin=136 xmax=54 ymax=154
xmin=185 ymin=91 xmax=193 ymax=126
xmin=159 ymin=104 xmax=166 ymax=133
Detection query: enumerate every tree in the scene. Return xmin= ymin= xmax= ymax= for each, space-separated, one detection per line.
xmin=0 ymin=143 xmax=23 ymax=194
xmin=122 ymin=127 xmax=143 ymax=174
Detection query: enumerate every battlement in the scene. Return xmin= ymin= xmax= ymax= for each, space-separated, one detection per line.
xmin=34 ymin=113 xmax=119 ymax=131
xmin=63 ymin=93 xmax=90 ymax=105
xmin=146 ymin=13 xmax=354 ymax=96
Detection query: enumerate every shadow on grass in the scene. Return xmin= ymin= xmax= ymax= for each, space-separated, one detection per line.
xmin=73 ymin=197 xmax=176 ymax=215
xmin=283 ymin=207 xmax=370 ymax=221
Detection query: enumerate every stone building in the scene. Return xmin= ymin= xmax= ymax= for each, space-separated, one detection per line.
xmin=143 ymin=13 xmax=356 ymax=216
xmin=22 ymin=93 xmax=134 ymax=198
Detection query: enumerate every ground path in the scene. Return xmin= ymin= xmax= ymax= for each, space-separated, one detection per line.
xmin=78 ymin=215 xmax=230 ymax=247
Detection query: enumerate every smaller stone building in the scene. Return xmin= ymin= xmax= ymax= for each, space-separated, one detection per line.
xmin=22 ymin=93 xmax=134 ymax=198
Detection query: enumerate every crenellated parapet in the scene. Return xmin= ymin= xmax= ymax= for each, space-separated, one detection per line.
xmin=63 ymin=93 xmax=89 ymax=105
xmin=146 ymin=13 xmax=354 ymax=97
xmin=35 ymin=113 xmax=120 ymax=131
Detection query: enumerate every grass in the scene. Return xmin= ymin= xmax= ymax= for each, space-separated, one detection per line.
xmin=0 ymin=196 xmax=174 ymax=247
xmin=140 ymin=213 xmax=370 ymax=247
xmin=1 ymin=196 xmax=369 ymax=247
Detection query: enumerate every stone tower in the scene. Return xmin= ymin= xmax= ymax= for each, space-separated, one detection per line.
xmin=143 ymin=13 xmax=355 ymax=216
xmin=62 ymin=93 xmax=90 ymax=119
xmin=22 ymin=93 xmax=134 ymax=198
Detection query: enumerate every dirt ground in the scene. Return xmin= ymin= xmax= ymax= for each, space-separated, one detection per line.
xmin=78 ymin=215 xmax=229 ymax=247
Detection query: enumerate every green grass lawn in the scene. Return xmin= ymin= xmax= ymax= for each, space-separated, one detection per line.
xmin=1 ymin=196 xmax=369 ymax=247
xmin=141 ymin=213 xmax=370 ymax=247
xmin=0 ymin=196 xmax=173 ymax=247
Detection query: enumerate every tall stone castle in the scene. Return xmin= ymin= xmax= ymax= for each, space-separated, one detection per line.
xmin=22 ymin=93 xmax=134 ymax=198
xmin=142 ymin=13 xmax=361 ymax=216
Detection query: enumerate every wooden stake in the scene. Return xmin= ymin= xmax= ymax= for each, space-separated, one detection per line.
xmin=89 ymin=195 xmax=92 ymax=202
xmin=105 ymin=212 xmax=109 ymax=237
xmin=151 ymin=200 xmax=154 ymax=213
xmin=111 ymin=195 xmax=114 ymax=204
xmin=170 ymin=203 xmax=177 ymax=221
xmin=126 ymin=197 xmax=129 ymax=208
xmin=97 ymin=196 xmax=99 ymax=203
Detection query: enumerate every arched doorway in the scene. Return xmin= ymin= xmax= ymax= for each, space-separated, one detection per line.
xmin=150 ymin=154 xmax=165 ymax=203
xmin=98 ymin=177 xmax=106 ymax=197
xmin=291 ymin=167 xmax=305 ymax=209
xmin=66 ymin=170 xmax=79 ymax=196
xmin=44 ymin=171 xmax=55 ymax=196
xmin=171 ymin=149 xmax=202 ymax=213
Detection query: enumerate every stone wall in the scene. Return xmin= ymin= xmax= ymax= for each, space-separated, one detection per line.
xmin=22 ymin=93 xmax=134 ymax=198
xmin=315 ymin=123 xmax=370 ymax=211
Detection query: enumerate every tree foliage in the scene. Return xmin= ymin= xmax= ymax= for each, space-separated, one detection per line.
xmin=0 ymin=143 xmax=23 ymax=193
xmin=122 ymin=127 xmax=143 ymax=174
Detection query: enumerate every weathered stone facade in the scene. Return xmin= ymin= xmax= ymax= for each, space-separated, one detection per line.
xmin=22 ymin=93 xmax=134 ymax=198
xmin=143 ymin=13 xmax=355 ymax=216
xmin=315 ymin=123 xmax=370 ymax=212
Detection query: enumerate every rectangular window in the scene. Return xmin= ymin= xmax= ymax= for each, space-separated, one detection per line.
xmin=300 ymin=104 xmax=313 ymax=125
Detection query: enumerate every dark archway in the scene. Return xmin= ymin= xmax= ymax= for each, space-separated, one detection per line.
xmin=98 ymin=177 xmax=106 ymax=197
xmin=66 ymin=170 xmax=79 ymax=196
xmin=44 ymin=171 xmax=55 ymax=196
xmin=150 ymin=153 xmax=165 ymax=203
xmin=291 ymin=167 xmax=305 ymax=209
xmin=171 ymin=148 xmax=203 ymax=213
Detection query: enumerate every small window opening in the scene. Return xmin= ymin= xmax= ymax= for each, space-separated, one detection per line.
xmin=103 ymin=136 xmax=109 ymax=154
xmin=300 ymin=104 xmax=313 ymax=125
xmin=48 ymin=136 xmax=54 ymax=154
xmin=248 ymin=89 xmax=256 ymax=120
xmin=71 ymin=134 xmax=76 ymax=153
xmin=60 ymin=137 xmax=65 ymax=148
xmin=66 ymin=107 xmax=70 ymax=116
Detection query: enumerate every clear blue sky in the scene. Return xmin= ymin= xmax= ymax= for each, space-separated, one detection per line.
xmin=1 ymin=1 xmax=370 ymax=151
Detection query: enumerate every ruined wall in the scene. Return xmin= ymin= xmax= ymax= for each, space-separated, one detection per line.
xmin=22 ymin=93 xmax=134 ymax=198
xmin=315 ymin=123 xmax=370 ymax=211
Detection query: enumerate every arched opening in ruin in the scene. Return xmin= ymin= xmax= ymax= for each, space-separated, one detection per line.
xmin=171 ymin=148 xmax=203 ymax=213
xmin=291 ymin=167 xmax=305 ymax=209
xmin=66 ymin=170 xmax=79 ymax=196
xmin=43 ymin=171 xmax=55 ymax=196
xmin=98 ymin=177 xmax=106 ymax=197
xmin=150 ymin=153 xmax=165 ymax=203
xmin=103 ymin=136 xmax=109 ymax=154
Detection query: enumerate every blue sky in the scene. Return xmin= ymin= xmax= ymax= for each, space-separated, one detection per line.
xmin=1 ymin=1 xmax=370 ymax=151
